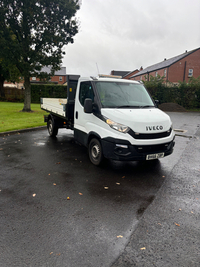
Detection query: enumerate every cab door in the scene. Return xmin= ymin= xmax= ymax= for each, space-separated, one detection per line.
xmin=74 ymin=81 xmax=95 ymax=146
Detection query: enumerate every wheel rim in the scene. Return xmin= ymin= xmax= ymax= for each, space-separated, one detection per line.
xmin=91 ymin=144 xmax=100 ymax=160
xmin=48 ymin=122 xmax=52 ymax=134
xmin=49 ymin=124 xmax=52 ymax=134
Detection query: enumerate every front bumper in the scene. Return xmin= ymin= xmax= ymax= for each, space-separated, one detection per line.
xmin=101 ymin=137 xmax=175 ymax=161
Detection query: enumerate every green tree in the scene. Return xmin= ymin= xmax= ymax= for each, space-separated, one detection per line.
xmin=0 ymin=0 xmax=80 ymax=111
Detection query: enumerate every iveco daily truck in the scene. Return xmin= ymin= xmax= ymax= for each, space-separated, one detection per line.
xmin=41 ymin=75 xmax=175 ymax=165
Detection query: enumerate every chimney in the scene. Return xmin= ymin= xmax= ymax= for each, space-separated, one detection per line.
xmin=185 ymin=50 xmax=187 ymax=53
xmin=140 ymin=66 xmax=143 ymax=71
xmin=164 ymin=58 xmax=166 ymax=61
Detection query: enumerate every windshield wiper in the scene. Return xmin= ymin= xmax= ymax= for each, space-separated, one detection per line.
xmin=116 ymin=105 xmax=139 ymax=108
xmin=139 ymin=105 xmax=155 ymax=109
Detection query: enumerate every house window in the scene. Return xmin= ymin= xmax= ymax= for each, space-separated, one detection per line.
xmin=188 ymin=69 xmax=193 ymax=77
xmin=164 ymin=69 xmax=167 ymax=77
xmin=59 ymin=76 xmax=63 ymax=81
xmin=32 ymin=77 xmax=36 ymax=81
xmin=140 ymin=76 xmax=142 ymax=81
xmin=155 ymin=72 xmax=158 ymax=77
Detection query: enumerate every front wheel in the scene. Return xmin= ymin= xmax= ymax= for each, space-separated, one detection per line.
xmin=47 ymin=119 xmax=58 ymax=137
xmin=88 ymin=138 xmax=103 ymax=166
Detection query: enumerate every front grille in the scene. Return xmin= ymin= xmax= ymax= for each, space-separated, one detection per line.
xmin=128 ymin=128 xmax=172 ymax=139
xmin=135 ymin=143 xmax=170 ymax=153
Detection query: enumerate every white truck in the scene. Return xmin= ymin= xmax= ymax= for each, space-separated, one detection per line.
xmin=41 ymin=75 xmax=175 ymax=165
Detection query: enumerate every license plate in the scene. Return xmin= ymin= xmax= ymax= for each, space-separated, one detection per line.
xmin=146 ymin=153 xmax=164 ymax=160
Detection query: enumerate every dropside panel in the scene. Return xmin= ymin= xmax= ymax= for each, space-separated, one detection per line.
xmin=41 ymin=98 xmax=67 ymax=118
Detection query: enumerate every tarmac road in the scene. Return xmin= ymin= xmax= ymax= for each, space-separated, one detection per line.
xmin=0 ymin=112 xmax=200 ymax=267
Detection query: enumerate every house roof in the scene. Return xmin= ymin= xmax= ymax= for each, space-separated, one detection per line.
xmin=130 ymin=47 xmax=200 ymax=78
xmin=110 ymin=70 xmax=131 ymax=77
xmin=123 ymin=69 xmax=139 ymax=78
xmin=41 ymin=66 xmax=66 ymax=76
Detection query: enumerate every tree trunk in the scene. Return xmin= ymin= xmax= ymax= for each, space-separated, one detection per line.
xmin=22 ymin=75 xmax=31 ymax=112
xmin=0 ymin=77 xmax=5 ymax=98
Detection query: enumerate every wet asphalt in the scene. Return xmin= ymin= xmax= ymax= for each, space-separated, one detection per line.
xmin=0 ymin=112 xmax=200 ymax=267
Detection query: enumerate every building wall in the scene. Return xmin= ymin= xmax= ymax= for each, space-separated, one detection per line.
xmin=123 ymin=70 xmax=139 ymax=79
xmin=168 ymin=49 xmax=200 ymax=83
xmin=49 ymin=75 xmax=67 ymax=84
xmin=130 ymin=48 xmax=200 ymax=83
xmin=5 ymin=74 xmax=67 ymax=88
xmin=4 ymin=81 xmax=24 ymax=89
xmin=132 ymin=67 xmax=169 ymax=82
xmin=31 ymin=75 xmax=67 ymax=84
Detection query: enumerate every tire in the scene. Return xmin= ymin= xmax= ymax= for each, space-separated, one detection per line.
xmin=47 ymin=119 xmax=58 ymax=137
xmin=88 ymin=138 xmax=103 ymax=166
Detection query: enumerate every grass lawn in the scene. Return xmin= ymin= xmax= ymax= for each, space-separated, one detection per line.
xmin=0 ymin=102 xmax=48 ymax=133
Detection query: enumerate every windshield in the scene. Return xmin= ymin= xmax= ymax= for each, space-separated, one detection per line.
xmin=94 ymin=81 xmax=155 ymax=108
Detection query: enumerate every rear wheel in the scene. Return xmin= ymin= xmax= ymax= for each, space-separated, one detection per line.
xmin=89 ymin=138 xmax=103 ymax=166
xmin=47 ymin=119 xmax=58 ymax=137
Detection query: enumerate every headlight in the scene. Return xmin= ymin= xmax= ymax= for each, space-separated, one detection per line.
xmin=105 ymin=118 xmax=129 ymax=133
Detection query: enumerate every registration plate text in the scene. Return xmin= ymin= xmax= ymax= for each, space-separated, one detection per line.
xmin=146 ymin=153 xmax=164 ymax=160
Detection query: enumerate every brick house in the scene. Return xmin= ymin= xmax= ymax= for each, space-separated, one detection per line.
xmin=122 ymin=69 xmax=140 ymax=79
xmin=30 ymin=66 xmax=67 ymax=85
xmin=4 ymin=66 xmax=67 ymax=88
xmin=110 ymin=70 xmax=131 ymax=77
xmin=126 ymin=47 xmax=200 ymax=84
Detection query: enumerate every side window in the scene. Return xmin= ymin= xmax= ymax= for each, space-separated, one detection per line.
xmin=79 ymin=82 xmax=94 ymax=106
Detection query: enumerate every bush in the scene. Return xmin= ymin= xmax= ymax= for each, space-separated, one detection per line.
xmin=31 ymin=84 xmax=67 ymax=103
xmin=143 ymin=75 xmax=200 ymax=109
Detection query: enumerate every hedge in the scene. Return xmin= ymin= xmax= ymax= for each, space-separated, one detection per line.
xmin=2 ymin=84 xmax=67 ymax=103
xmin=2 ymin=77 xmax=200 ymax=109
xmin=31 ymin=84 xmax=67 ymax=103
xmin=143 ymin=76 xmax=200 ymax=109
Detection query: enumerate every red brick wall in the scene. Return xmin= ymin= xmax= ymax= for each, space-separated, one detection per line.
xmin=129 ymin=48 xmax=200 ymax=83
xmin=168 ymin=49 xmax=200 ymax=83
xmin=123 ymin=70 xmax=139 ymax=79
xmin=30 ymin=75 xmax=67 ymax=84
xmin=50 ymin=75 xmax=67 ymax=84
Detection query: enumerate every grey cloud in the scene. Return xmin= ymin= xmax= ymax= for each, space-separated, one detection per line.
xmin=63 ymin=0 xmax=200 ymax=77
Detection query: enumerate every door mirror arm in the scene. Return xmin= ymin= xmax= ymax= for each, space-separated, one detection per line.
xmin=154 ymin=100 xmax=160 ymax=107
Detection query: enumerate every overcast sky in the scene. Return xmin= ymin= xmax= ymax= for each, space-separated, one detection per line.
xmin=63 ymin=0 xmax=200 ymax=77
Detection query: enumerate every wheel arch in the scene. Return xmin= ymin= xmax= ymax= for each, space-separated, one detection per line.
xmin=48 ymin=113 xmax=54 ymax=121
xmin=87 ymin=132 xmax=101 ymax=147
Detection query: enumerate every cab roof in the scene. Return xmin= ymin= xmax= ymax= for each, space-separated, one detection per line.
xmin=79 ymin=75 xmax=141 ymax=84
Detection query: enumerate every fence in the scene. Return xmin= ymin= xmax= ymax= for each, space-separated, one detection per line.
xmin=2 ymin=84 xmax=67 ymax=103
xmin=3 ymin=87 xmax=24 ymax=101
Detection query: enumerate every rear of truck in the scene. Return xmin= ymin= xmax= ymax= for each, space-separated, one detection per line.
xmin=41 ymin=75 xmax=80 ymax=136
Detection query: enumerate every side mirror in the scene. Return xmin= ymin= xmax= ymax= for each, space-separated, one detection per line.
xmin=84 ymin=98 xmax=93 ymax=113
xmin=154 ymin=100 xmax=160 ymax=107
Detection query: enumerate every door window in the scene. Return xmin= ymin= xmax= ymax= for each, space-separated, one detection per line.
xmin=79 ymin=82 xmax=94 ymax=106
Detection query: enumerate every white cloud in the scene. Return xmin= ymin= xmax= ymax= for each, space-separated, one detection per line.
xmin=63 ymin=0 xmax=200 ymax=76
